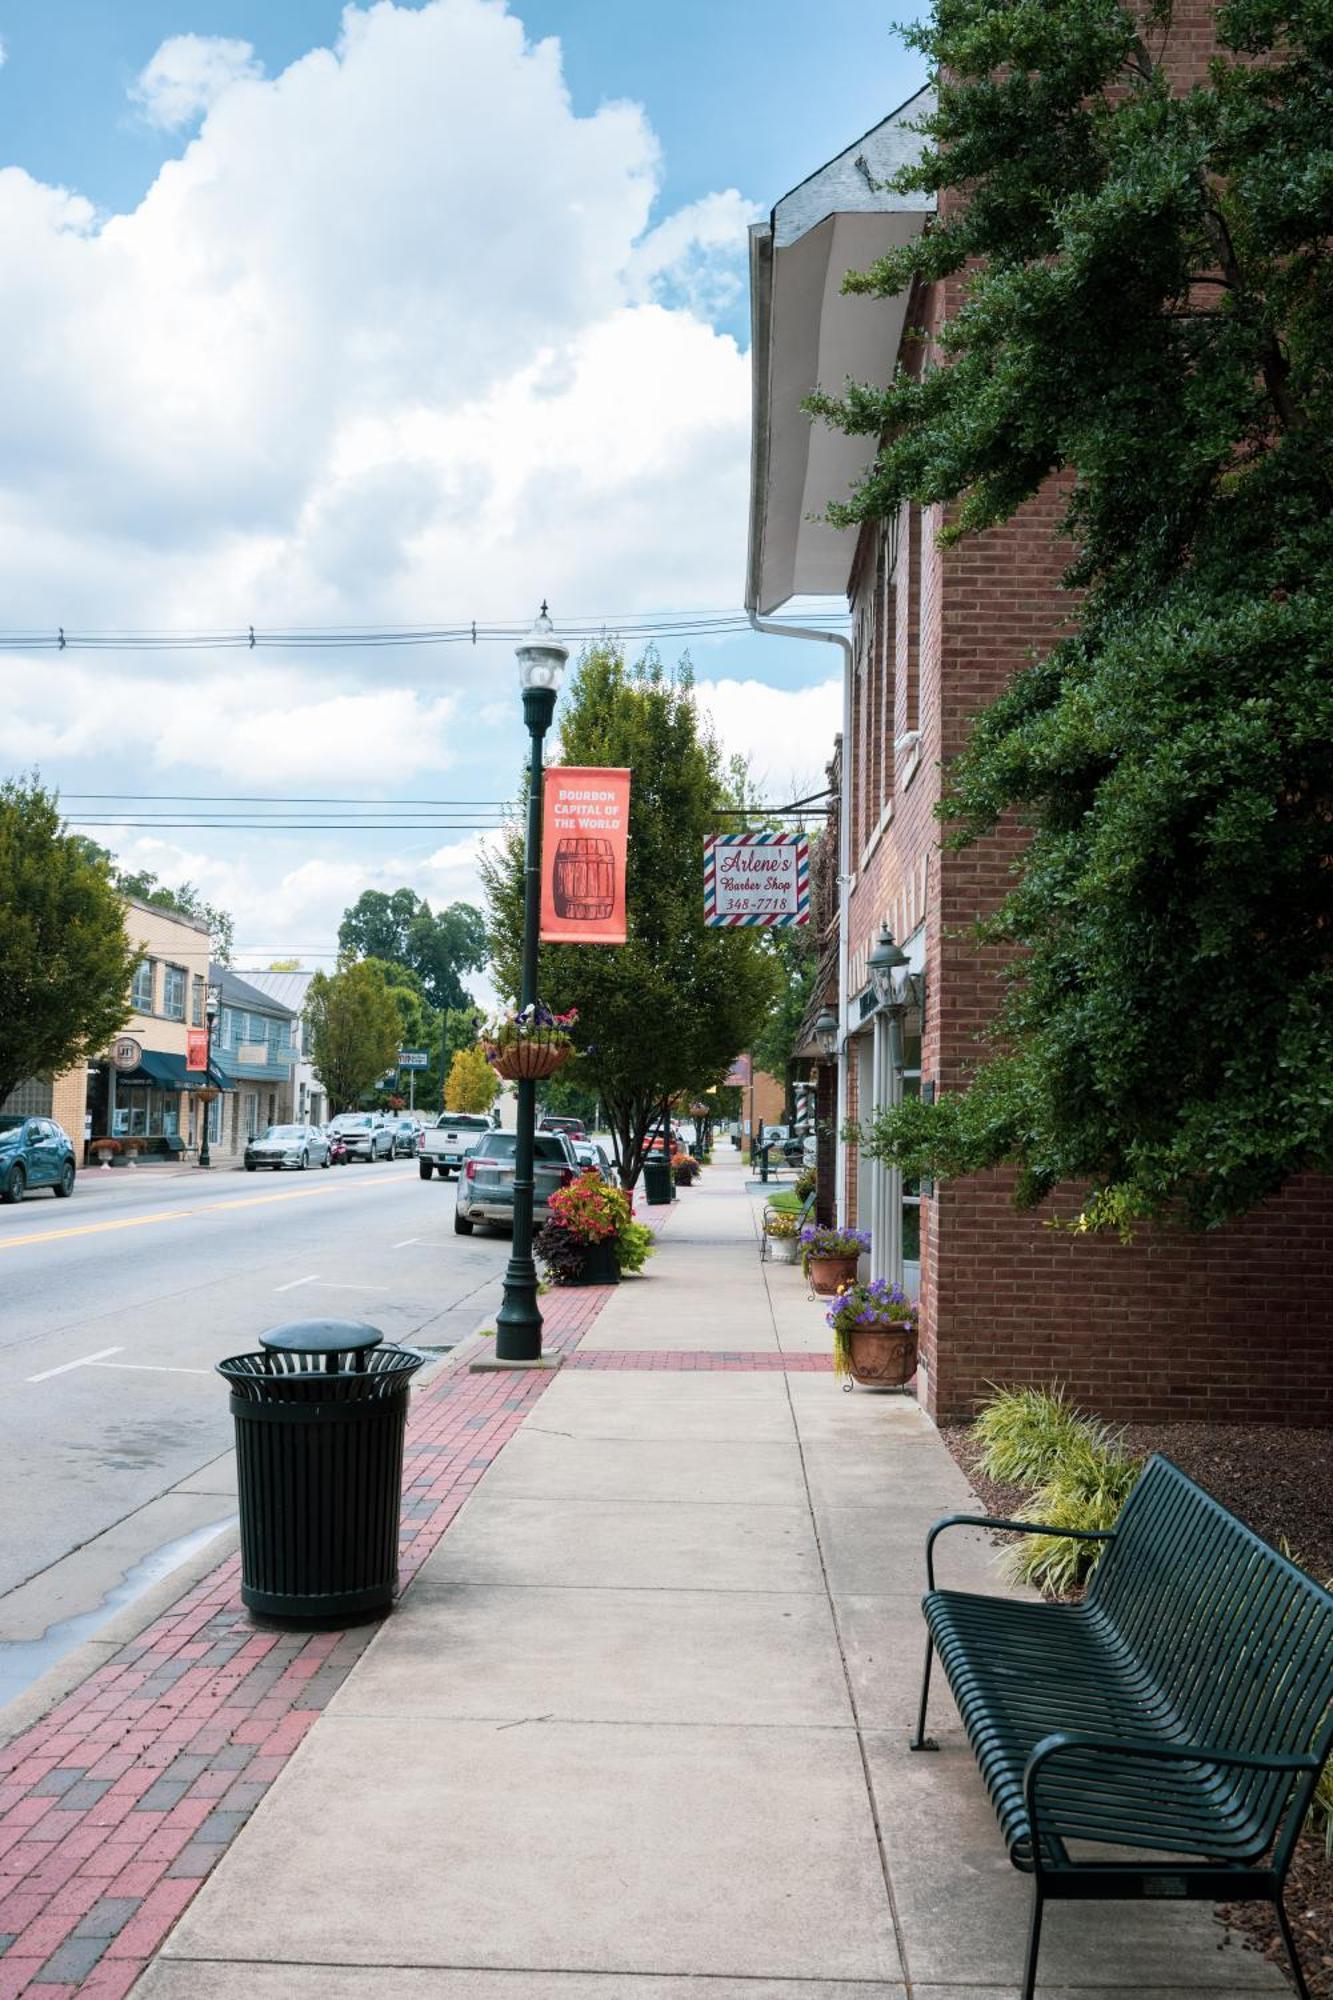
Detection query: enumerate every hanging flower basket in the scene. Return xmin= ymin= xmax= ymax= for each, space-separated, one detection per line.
xmin=195 ymin=1085 xmax=220 ymax=1105
xmin=482 ymin=1002 xmax=579 ymax=1083
xmin=488 ymin=1034 xmax=572 ymax=1082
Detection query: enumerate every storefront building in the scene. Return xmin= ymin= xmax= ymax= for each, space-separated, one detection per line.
xmin=747 ymin=58 xmax=1333 ymax=1425
xmin=241 ymin=969 xmax=326 ymax=1128
xmin=84 ymin=900 xmax=232 ymax=1159
xmin=209 ymin=966 xmax=298 ymax=1162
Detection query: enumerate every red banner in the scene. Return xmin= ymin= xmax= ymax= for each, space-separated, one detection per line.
xmin=540 ymin=767 xmax=630 ymax=945
xmin=186 ymin=1028 xmax=209 ymax=1072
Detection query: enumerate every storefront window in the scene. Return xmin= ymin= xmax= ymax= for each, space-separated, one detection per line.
xmin=900 ymin=1027 xmax=922 ymax=1299
xmin=131 ymin=959 xmax=154 ymax=1011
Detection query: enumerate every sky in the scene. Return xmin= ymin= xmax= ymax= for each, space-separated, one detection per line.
xmin=0 ymin=0 xmax=929 ymax=972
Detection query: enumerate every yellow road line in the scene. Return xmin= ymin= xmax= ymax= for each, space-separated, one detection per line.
xmin=0 ymin=1175 xmax=408 ymax=1252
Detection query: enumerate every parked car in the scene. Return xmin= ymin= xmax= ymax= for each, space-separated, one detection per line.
xmin=326 ymin=1112 xmax=394 ymax=1161
xmin=0 ymin=1116 xmax=76 ymax=1204
xmin=538 ymin=1115 xmax=586 ymax=1139
xmin=389 ymin=1115 xmax=422 ymax=1158
xmin=244 ymin=1123 xmax=331 ymax=1172
xmin=454 ymin=1129 xmax=580 ymax=1235
xmin=572 ymin=1139 xmax=616 ymax=1183
xmin=419 ymin=1111 xmax=493 ymax=1180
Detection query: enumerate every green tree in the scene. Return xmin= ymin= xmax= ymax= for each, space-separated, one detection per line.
xmin=750 ymin=920 xmax=819 ymax=1117
xmin=0 ymin=779 xmax=139 ymax=1105
xmin=812 ymin=0 xmax=1333 ymax=1232
xmin=338 ymin=889 xmax=485 ymax=1012
xmin=444 ymin=1045 xmax=500 ymax=1114
xmin=304 ymin=960 xmax=401 ymax=1114
xmin=481 ymin=643 xmax=779 ymax=1186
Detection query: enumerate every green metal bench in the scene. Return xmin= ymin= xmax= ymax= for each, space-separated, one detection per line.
xmin=911 ymin=1454 xmax=1333 ymax=1999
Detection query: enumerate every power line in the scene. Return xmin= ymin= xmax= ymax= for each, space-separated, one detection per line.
xmin=3 ymin=606 xmax=848 ymax=655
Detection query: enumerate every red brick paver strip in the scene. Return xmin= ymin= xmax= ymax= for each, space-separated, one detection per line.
xmin=0 ymin=1208 xmax=825 ymax=1996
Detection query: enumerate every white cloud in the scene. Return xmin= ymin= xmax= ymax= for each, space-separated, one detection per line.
xmin=0 ymin=1 xmax=794 ymax=975
xmin=693 ymin=676 xmax=842 ymax=797
xmin=130 ymin=35 xmax=264 ymax=132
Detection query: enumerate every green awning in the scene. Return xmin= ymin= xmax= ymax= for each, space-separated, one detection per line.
xmin=118 ymin=1052 xmax=233 ymax=1091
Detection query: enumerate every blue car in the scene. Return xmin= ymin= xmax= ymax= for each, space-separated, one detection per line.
xmin=0 ymin=1115 xmax=77 ymax=1204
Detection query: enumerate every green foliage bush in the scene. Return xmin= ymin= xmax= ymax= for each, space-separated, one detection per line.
xmin=972 ymin=1385 xmax=1141 ymax=1595
xmin=973 ymin=1385 xmax=1102 ymax=1489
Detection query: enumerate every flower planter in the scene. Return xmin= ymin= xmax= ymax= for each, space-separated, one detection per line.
xmin=572 ymin=1236 xmax=621 ymax=1287
xmin=767 ymin=1234 xmax=799 ymax=1264
xmin=489 ymin=1040 xmax=571 ymax=1082
xmin=839 ymin=1320 xmax=918 ymax=1389
xmin=808 ymin=1253 xmax=860 ymax=1296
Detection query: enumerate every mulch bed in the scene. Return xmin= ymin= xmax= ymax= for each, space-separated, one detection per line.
xmin=939 ymin=1418 xmax=1333 ymax=1997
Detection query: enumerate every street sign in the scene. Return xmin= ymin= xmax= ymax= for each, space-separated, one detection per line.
xmin=704 ymin=833 xmax=809 ymax=927
xmin=111 ymin=1035 xmax=142 ymax=1072
xmin=397 ymin=1049 xmax=429 ymax=1069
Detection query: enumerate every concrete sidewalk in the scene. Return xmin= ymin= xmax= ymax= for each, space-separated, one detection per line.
xmin=132 ymin=1157 xmax=1282 ymax=1999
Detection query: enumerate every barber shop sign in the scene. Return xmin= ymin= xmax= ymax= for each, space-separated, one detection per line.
xmin=703 ymin=832 xmax=810 ymax=928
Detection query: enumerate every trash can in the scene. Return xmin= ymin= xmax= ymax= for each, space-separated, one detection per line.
xmin=642 ymin=1155 xmax=673 ymax=1205
xmin=217 ymin=1319 xmax=425 ymax=1627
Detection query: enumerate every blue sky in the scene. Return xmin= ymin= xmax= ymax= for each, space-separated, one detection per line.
xmin=0 ymin=1 xmax=928 ymax=965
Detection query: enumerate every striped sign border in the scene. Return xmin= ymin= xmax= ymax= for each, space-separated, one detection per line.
xmin=703 ymin=832 xmax=810 ymax=928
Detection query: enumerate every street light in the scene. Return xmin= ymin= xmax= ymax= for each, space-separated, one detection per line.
xmin=868 ymin=924 xmax=909 ymax=1010
xmin=814 ymin=1005 xmax=838 ymax=1058
xmin=494 ymin=604 xmax=569 ymax=1365
xmin=199 ymin=984 xmax=221 ymax=1169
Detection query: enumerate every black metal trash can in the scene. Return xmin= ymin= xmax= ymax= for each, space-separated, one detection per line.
xmin=642 ymin=1155 xmax=673 ymax=1205
xmin=217 ymin=1319 xmax=424 ymax=1627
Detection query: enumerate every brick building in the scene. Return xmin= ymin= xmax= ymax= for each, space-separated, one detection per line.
xmin=747 ymin=52 xmax=1333 ymax=1423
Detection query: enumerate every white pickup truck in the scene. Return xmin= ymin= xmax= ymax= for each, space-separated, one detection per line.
xmin=418 ymin=1111 xmax=493 ymax=1180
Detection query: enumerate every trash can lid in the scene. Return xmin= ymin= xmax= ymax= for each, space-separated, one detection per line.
xmin=259 ymin=1318 xmax=383 ymax=1356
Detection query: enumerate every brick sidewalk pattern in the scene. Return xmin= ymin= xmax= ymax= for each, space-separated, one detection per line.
xmin=0 ymin=1197 xmax=829 ymax=1997
xmin=0 ymin=1284 xmax=610 ymax=1999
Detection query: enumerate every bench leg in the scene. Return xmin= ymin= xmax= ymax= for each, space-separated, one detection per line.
xmin=1274 ymin=1895 xmax=1311 ymax=2000
xmin=909 ymin=1633 xmax=938 ymax=1751
xmin=1020 ymin=1883 xmax=1044 ymax=2000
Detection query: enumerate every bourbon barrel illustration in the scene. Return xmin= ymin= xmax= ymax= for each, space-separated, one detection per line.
xmin=552 ymin=836 xmax=616 ymax=921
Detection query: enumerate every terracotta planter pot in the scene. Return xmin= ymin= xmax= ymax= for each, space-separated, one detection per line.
xmin=808 ymin=1252 xmax=860 ymax=1296
xmin=839 ymin=1321 xmax=918 ymax=1389
xmin=489 ymin=1040 xmax=571 ymax=1082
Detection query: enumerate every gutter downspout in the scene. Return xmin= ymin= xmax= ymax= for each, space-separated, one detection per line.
xmin=745 ymin=223 xmax=855 ymax=1224
xmin=746 ymin=609 xmax=853 ymax=1225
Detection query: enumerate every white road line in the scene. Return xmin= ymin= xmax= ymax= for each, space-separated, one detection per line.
xmin=392 ymin=1238 xmax=421 ymax=1249
xmin=312 ymin=1280 xmax=390 ymax=1292
xmin=274 ymin=1274 xmax=319 ymax=1293
xmin=27 ymin=1345 xmax=124 ymax=1382
xmin=90 ymin=1361 xmax=212 ymax=1376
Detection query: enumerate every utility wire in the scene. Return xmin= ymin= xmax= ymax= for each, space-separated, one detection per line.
xmin=4 ymin=606 xmax=847 ymax=655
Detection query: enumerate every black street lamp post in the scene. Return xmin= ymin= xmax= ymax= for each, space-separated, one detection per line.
xmin=199 ymin=984 xmax=221 ymax=1169
xmin=494 ymin=606 xmax=568 ymax=1366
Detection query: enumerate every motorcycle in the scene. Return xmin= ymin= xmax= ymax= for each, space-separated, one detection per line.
xmin=325 ymin=1132 xmax=350 ymax=1166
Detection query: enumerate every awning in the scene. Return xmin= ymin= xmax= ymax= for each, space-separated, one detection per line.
xmin=746 ymin=90 xmax=935 ymax=617
xmin=116 ymin=1052 xmax=234 ymax=1092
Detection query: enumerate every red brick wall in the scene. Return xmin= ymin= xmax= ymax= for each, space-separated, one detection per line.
xmin=840 ymin=0 xmax=1333 ymax=1427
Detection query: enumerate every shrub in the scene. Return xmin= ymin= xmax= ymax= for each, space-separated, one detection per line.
xmin=973 ymin=1384 xmax=1102 ymax=1489
xmin=1280 ymin=1542 xmax=1333 ymax=1860
xmin=795 ymin=1163 xmax=817 ymax=1202
xmin=1002 ymin=1437 xmax=1144 ymax=1595
xmin=617 ymin=1220 xmax=655 ymax=1274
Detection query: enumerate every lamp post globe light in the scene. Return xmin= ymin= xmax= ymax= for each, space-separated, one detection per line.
xmin=199 ymin=984 xmax=221 ymax=1169
xmin=494 ymin=605 xmax=569 ymax=1365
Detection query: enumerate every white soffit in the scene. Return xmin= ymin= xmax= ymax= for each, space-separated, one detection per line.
xmin=748 ymin=89 xmax=935 ymax=618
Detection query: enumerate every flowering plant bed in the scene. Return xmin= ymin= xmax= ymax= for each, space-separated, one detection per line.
xmin=764 ymin=1211 xmax=800 ymax=1238
xmin=89 ymin=1137 xmax=121 ymax=1162
xmin=482 ymin=1002 xmax=578 ymax=1081
xmin=828 ymin=1278 xmax=917 ymax=1387
xmin=673 ymin=1154 xmax=701 ymax=1185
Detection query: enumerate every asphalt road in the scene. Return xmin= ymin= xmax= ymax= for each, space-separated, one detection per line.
xmin=0 ymin=1156 xmax=509 ymax=1617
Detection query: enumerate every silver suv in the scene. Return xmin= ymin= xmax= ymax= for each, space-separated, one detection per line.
xmin=455 ymin=1129 xmax=579 ymax=1236
xmin=327 ymin=1112 xmax=394 ymax=1161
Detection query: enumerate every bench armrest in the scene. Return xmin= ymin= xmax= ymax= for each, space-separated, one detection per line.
xmin=925 ymin=1514 xmax=1114 ymax=1591
xmin=1024 ymin=1730 xmax=1320 ymax=1834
